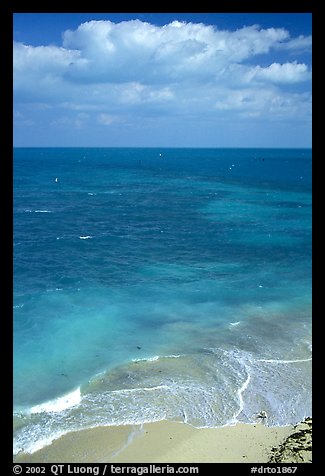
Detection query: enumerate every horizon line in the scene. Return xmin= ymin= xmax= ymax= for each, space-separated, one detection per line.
xmin=13 ymin=145 xmax=312 ymax=150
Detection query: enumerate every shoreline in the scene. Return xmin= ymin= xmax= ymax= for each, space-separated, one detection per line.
xmin=13 ymin=418 xmax=312 ymax=464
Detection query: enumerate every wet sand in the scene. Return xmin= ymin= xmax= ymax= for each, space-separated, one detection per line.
xmin=13 ymin=418 xmax=312 ymax=463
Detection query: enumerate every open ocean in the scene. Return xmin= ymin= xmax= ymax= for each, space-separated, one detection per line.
xmin=13 ymin=147 xmax=312 ymax=455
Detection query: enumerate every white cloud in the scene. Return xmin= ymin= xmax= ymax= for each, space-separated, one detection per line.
xmin=251 ymin=62 xmax=311 ymax=83
xmin=277 ymin=34 xmax=312 ymax=52
xmin=13 ymin=108 xmax=35 ymax=126
xmin=214 ymin=86 xmax=311 ymax=119
xmin=13 ymin=41 xmax=77 ymax=72
xmin=97 ymin=113 xmax=115 ymax=125
xmin=51 ymin=112 xmax=89 ymax=128
xmin=13 ymin=19 xmax=312 ymax=128
xmin=59 ymin=21 xmax=294 ymax=84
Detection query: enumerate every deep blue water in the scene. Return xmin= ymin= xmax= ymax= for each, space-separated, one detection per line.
xmin=13 ymin=148 xmax=312 ymax=454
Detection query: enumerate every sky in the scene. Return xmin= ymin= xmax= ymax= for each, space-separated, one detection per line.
xmin=13 ymin=13 xmax=312 ymax=148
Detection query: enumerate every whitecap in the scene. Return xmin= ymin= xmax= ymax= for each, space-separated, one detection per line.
xmin=13 ymin=431 xmax=65 ymax=456
xmin=29 ymin=388 xmax=82 ymax=414
xmin=132 ymin=354 xmax=183 ymax=363
xmin=132 ymin=356 xmax=160 ymax=363
xmin=79 ymin=236 xmax=92 ymax=240
xmin=110 ymin=385 xmax=170 ymax=394
xmin=255 ymin=357 xmax=312 ymax=364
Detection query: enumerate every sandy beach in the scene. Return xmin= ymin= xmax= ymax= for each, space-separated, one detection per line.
xmin=13 ymin=417 xmax=312 ymax=464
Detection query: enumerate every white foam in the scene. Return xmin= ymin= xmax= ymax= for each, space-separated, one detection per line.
xmin=34 ymin=210 xmax=52 ymax=213
xmin=255 ymin=358 xmax=312 ymax=364
xmin=132 ymin=356 xmax=160 ymax=363
xmin=79 ymin=236 xmax=92 ymax=240
xmin=132 ymin=354 xmax=183 ymax=363
xmin=29 ymin=388 xmax=82 ymax=414
xmin=237 ymin=370 xmax=251 ymax=412
xmin=14 ymin=432 xmax=65 ymax=456
xmin=231 ymin=364 xmax=251 ymax=423
xmin=230 ymin=321 xmax=241 ymax=327
xmin=110 ymin=385 xmax=170 ymax=395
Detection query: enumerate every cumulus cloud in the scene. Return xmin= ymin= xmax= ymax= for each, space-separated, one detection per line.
xmin=13 ymin=19 xmax=312 ymax=131
xmin=250 ymin=62 xmax=311 ymax=83
xmin=277 ymin=34 xmax=312 ymax=52
xmin=59 ymin=20 xmax=294 ymax=84
xmin=214 ymin=87 xmax=311 ymax=118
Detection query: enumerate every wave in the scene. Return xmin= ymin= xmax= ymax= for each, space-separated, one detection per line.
xmin=29 ymin=388 xmax=82 ymax=414
xmin=24 ymin=209 xmax=53 ymax=213
xmin=13 ymin=347 xmax=312 ymax=456
xmin=132 ymin=356 xmax=160 ymax=363
xmin=231 ymin=363 xmax=251 ymax=424
xmin=110 ymin=384 xmax=170 ymax=394
xmin=131 ymin=354 xmax=183 ymax=363
xmin=13 ymin=430 xmax=67 ymax=456
xmin=79 ymin=236 xmax=92 ymax=240
xmin=13 ymin=388 xmax=83 ymax=454
xmin=255 ymin=357 xmax=312 ymax=364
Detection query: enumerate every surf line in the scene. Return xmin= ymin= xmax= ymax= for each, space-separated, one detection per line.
xmin=108 ymin=425 xmax=145 ymax=461
xmin=231 ymin=363 xmax=251 ymax=424
xmin=255 ymin=357 xmax=312 ymax=364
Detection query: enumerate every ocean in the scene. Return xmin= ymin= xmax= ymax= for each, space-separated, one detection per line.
xmin=13 ymin=147 xmax=312 ymax=455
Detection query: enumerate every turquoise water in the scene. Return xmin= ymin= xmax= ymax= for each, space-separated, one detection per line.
xmin=13 ymin=147 xmax=312 ymax=454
